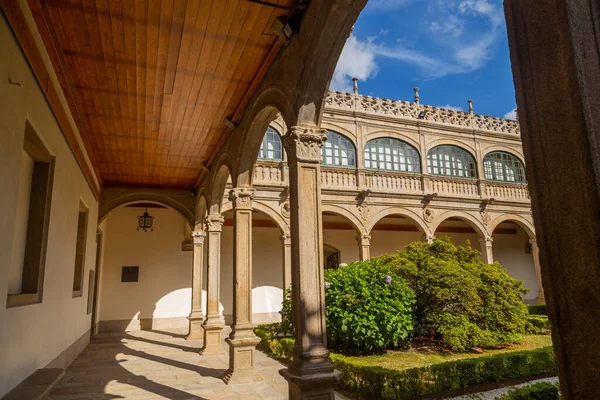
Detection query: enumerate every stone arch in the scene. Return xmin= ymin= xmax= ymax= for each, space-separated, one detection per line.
xmin=99 ymin=194 xmax=194 ymax=228
xmin=321 ymin=204 xmax=366 ymax=234
xmin=431 ymin=210 xmax=488 ymax=238
xmin=366 ymin=207 xmax=432 ymax=236
xmin=221 ymin=200 xmax=289 ymax=234
xmin=362 ymin=130 xmax=422 ymax=153
xmin=425 ymin=138 xmax=478 ymax=158
xmin=320 ymin=122 xmax=358 ymax=144
xmin=488 ymin=214 xmax=535 ymax=238
xmin=195 ymin=194 xmax=208 ymax=230
xmin=480 ymin=144 xmax=526 ymax=162
xmin=208 ymin=159 xmax=233 ymax=215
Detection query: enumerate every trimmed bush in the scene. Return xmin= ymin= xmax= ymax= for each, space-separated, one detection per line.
xmin=496 ymin=381 xmax=560 ymax=400
xmin=331 ymin=347 xmax=557 ymax=399
xmin=526 ymin=315 xmax=551 ymax=334
xmin=255 ymin=325 xmax=295 ymax=362
xmin=376 ymin=237 xmax=530 ymax=351
xmin=528 ymin=304 xmax=548 ymax=316
xmin=323 ymin=259 xmax=416 ymax=353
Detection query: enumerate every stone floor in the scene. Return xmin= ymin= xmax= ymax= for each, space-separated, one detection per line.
xmin=47 ymin=327 xmax=350 ymax=400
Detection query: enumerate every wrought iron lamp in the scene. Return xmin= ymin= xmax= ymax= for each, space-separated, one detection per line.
xmin=137 ymin=207 xmax=154 ymax=232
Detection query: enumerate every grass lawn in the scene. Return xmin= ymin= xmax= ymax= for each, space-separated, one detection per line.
xmin=340 ymin=335 xmax=553 ymax=371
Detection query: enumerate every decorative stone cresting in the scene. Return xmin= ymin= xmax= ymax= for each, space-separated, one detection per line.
xmin=325 ymin=90 xmax=521 ymax=135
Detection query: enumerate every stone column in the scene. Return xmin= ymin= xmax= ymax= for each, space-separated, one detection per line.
xmin=224 ymin=188 xmax=261 ymax=383
xmin=281 ymin=233 xmax=292 ymax=289
xmin=505 ymin=2 xmax=600 ymax=395
xmin=200 ymin=214 xmax=225 ymax=355
xmin=529 ymin=239 xmax=545 ymax=304
xmin=186 ymin=230 xmax=205 ymax=340
xmin=279 ymin=125 xmax=341 ymax=400
xmin=357 ymin=234 xmax=371 ymax=261
xmin=422 ymin=235 xmax=436 ymax=244
xmin=478 ymin=236 xmax=494 ymax=264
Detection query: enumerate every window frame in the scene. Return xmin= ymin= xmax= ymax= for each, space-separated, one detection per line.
xmin=483 ymin=151 xmax=526 ymax=183
xmin=257 ymin=126 xmax=283 ymax=161
xmin=72 ymin=201 xmax=89 ymax=298
xmin=321 ymin=130 xmax=357 ymax=168
xmin=364 ymin=137 xmax=421 ymax=173
xmin=427 ymin=145 xmax=477 ymax=178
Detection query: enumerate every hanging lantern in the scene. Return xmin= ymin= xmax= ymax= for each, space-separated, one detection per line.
xmin=137 ymin=207 xmax=154 ymax=232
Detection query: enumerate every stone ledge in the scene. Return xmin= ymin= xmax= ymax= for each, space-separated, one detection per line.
xmin=1 ymin=368 xmax=64 ymax=400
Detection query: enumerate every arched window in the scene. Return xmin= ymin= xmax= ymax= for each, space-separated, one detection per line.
xmin=322 ymin=130 xmax=356 ymax=167
xmin=427 ymin=145 xmax=477 ymax=178
xmin=364 ymin=138 xmax=421 ymax=172
xmin=258 ymin=127 xmax=283 ymax=161
xmin=483 ymin=151 xmax=526 ymax=182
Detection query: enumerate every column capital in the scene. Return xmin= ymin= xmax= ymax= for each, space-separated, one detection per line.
xmin=229 ymin=187 xmax=255 ymax=210
xmin=281 ymin=232 xmax=292 ymax=245
xmin=282 ymin=125 xmax=327 ymax=163
xmin=529 ymin=237 xmax=538 ymax=247
xmin=205 ymin=214 xmax=224 ymax=232
xmin=356 ymin=234 xmax=371 ymax=245
xmin=423 ymin=234 xmax=436 ymax=244
xmin=478 ymin=236 xmax=494 ymax=247
xmin=192 ymin=230 xmax=206 ymax=245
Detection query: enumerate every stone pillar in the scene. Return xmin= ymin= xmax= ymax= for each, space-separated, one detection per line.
xmin=356 ymin=234 xmax=371 ymax=261
xmin=279 ymin=125 xmax=341 ymax=400
xmin=281 ymin=233 xmax=292 ymax=289
xmin=186 ymin=230 xmax=205 ymax=340
xmin=422 ymin=235 xmax=436 ymax=244
xmin=200 ymin=214 xmax=225 ymax=355
xmin=529 ymin=239 xmax=545 ymax=304
xmin=478 ymin=236 xmax=494 ymax=264
xmin=224 ymin=188 xmax=261 ymax=383
xmin=504 ymin=2 xmax=600 ymax=395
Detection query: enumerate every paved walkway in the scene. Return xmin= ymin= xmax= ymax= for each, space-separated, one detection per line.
xmin=47 ymin=328 xmax=349 ymax=400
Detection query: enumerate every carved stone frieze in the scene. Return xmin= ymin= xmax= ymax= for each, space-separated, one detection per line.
xmin=282 ymin=126 xmax=327 ymax=163
xmin=205 ymin=215 xmax=225 ymax=232
xmin=229 ymin=187 xmax=255 ymax=210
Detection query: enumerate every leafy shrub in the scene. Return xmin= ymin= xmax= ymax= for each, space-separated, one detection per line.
xmin=254 ymin=325 xmax=295 ymax=362
xmin=373 ymin=237 xmax=530 ymax=351
xmin=323 ymin=259 xmax=416 ymax=353
xmin=331 ymin=347 xmax=556 ymax=399
xmin=528 ymin=304 xmax=548 ymax=316
xmin=496 ymin=381 xmax=560 ymax=400
xmin=279 ymin=288 xmax=294 ymax=336
xmin=526 ymin=315 xmax=551 ymax=334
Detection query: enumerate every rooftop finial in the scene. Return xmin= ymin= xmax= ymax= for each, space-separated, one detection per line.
xmin=352 ymin=77 xmax=359 ymax=95
xmin=414 ymin=87 xmax=420 ymax=104
xmin=468 ymin=99 xmax=473 ymax=114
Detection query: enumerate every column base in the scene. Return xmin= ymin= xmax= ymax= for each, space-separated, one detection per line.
xmin=222 ymin=334 xmax=261 ymax=384
xmin=185 ymin=311 xmax=205 ymax=340
xmin=199 ymin=320 xmax=225 ymax=355
xmin=280 ymin=368 xmax=342 ymax=400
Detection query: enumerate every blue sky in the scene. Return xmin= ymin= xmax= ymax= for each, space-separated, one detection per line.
xmin=330 ymin=0 xmax=517 ymax=119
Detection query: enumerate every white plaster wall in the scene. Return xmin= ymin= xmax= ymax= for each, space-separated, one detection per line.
xmin=323 ymin=229 xmax=360 ymax=264
xmin=370 ymin=230 xmax=423 ymax=258
xmin=0 ymin=12 xmax=99 ymax=397
xmin=493 ymin=230 xmax=538 ymax=300
xmin=99 ymin=207 xmax=192 ymax=326
xmin=220 ymin=225 xmax=284 ymax=323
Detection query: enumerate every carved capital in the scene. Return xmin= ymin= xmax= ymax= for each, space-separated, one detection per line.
xmin=423 ymin=235 xmax=436 ymax=244
xmin=529 ymin=238 xmax=538 ymax=248
xmin=281 ymin=233 xmax=291 ymax=246
xmin=282 ymin=125 xmax=327 ymax=163
xmin=357 ymin=234 xmax=371 ymax=246
xmin=192 ymin=231 xmax=206 ymax=245
xmin=229 ymin=187 xmax=255 ymax=210
xmin=205 ymin=215 xmax=224 ymax=232
xmin=478 ymin=236 xmax=494 ymax=247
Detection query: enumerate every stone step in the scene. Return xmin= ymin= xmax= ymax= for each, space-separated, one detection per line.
xmin=1 ymin=368 xmax=64 ymax=400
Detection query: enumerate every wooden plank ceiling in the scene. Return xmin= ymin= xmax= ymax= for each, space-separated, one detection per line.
xmin=28 ymin=0 xmax=296 ymax=188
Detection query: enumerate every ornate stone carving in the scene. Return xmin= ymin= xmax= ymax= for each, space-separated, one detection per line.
xmin=423 ymin=207 xmax=435 ymax=223
xmin=356 ymin=234 xmax=371 ymax=245
xmin=481 ymin=209 xmax=491 ymax=226
xmin=229 ymin=187 xmax=254 ymax=210
xmin=478 ymin=236 xmax=494 ymax=247
xmin=205 ymin=215 xmax=224 ymax=232
xmin=192 ymin=231 xmax=206 ymax=245
xmin=281 ymin=200 xmax=291 ymax=219
xmin=357 ymin=205 xmax=371 ymax=221
xmin=423 ymin=235 xmax=436 ymax=244
xmin=282 ymin=126 xmax=327 ymax=163
xmin=280 ymin=233 xmax=291 ymax=245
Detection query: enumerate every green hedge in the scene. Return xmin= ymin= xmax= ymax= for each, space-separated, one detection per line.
xmin=255 ymin=326 xmax=294 ymax=362
xmin=330 ymin=347 xmax=557 ymax=399
xmin=527 ymin=315 xmax=551 ymax=334
xmin=528 ymin=305 xmax=547 ymax=316
xmin=496 ymin=381 xmax=560 ymax=399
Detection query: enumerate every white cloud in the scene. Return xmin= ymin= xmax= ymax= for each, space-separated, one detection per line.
xmin=442 ymin=104 xmax=464 ymax=111
xmin=429 ymin=15 xmax=465 ymax=38
xmin=331 ymin=36 xmax=379 ymax=92
xmin=504 ymin=108 xmax=517 ymax=120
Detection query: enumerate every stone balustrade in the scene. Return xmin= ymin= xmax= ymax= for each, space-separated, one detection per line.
xmin=252 ymin=161 xmax=529 ymax=204
xmin=324 ymin=90 xmax=521 ymax=135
